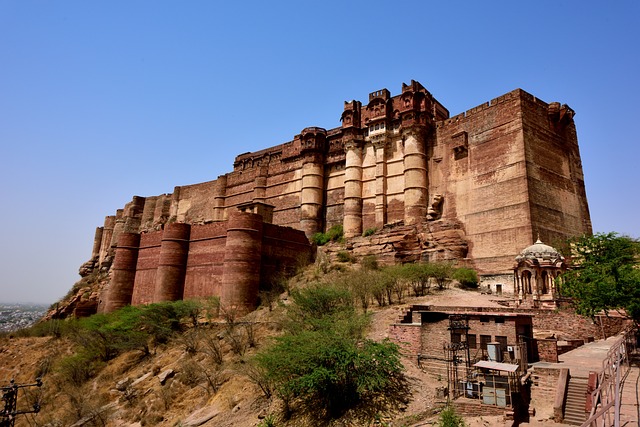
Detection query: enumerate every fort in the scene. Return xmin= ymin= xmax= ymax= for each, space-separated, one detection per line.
xmin=83 ymin=80 xmax=591 ymax=314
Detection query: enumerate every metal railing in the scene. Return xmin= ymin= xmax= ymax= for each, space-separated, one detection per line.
xmin=581 ymin=328 xmax=636 ymax=427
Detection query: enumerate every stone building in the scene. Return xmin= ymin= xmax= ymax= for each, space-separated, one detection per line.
xmin=513 ymin=239 xmax=567 ymax=307
xmin=82 ymin=80 xmax=592 ymax=311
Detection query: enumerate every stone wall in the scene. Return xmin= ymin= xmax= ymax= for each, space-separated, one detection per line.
xmin=529 ymin=367 xmax=562 ymax=420
xmin=536 ymin=339 xmax=559 ymax=363
xmin=82 ymin=81 xmax=591 ymax=296
xmin=99 ymin=210 xmax=312 ymax=314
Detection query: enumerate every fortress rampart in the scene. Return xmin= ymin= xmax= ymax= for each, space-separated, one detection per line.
xmin=82 ymin=80 xmax=591 ymax=314
xmin=97 ymin=208 xmax=311 ymax=314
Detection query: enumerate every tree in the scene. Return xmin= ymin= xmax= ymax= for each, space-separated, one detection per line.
xmin=254 ymin=285 xmax=410 ymax=421
xmin=453 ymin=267 xmax=479 ymax=288
xmin=560 ymin=232 xmax=640 ymax=325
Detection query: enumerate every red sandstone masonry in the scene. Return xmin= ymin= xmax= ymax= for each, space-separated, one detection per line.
xmin=89 ymin=81 xmax=591 ymax=311
xmin=103 ymin=208 xmax=313 ymax=314
xmin=103 ymin=233 xmax=140 ymax=313
xmin=153 ymin=223 xmax=191 ymax=303
xmin=131 ymin=231 xmax=162 ymax=306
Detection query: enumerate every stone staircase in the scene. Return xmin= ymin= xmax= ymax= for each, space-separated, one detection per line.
xmin=563 ymin=376 xmax=589 ymax=425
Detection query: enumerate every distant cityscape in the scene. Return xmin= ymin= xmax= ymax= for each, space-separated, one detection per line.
xmin=0 ymin=303 xmax=48 ymax=332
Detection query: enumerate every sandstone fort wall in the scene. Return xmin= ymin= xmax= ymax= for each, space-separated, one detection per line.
xmin=98 ymin=210 xmax=311 ymax=314
xmin=83 ymin=81 xmax=592 ymax=311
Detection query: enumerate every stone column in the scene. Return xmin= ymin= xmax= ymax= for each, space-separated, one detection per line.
xmin=141 ymin=196 xmax=158 ymax=230
xmin=372 ymin=135 xmax=388 ymax=228
xmin=213 ymin=175 xmax=227 ymax=221
xmin=253 ymin=165 xmax=268 ymax=204
xmin=99 ymin=215 xmax=115 ymax=266
xmin=300 ymin=156 xmax=324 ymax=238
xmin=532 ymin=272 xmax=541 ymax=305
xmin=103 ymin=233 xmax=140 ymax=313
xmin=402 ymin=126 xmax=428 ymax=224
xmin=153 ymin=222 xmax=191 ymax=302
xmin=109 ymin=209 xmax=126 ymax=251
xmin=221 ymin=211 xmax=263 ymax=314
xmin=91 ymin=227 xmax=104 ymax=261
xmin=343 ymin=139 xmax=363 ymax=238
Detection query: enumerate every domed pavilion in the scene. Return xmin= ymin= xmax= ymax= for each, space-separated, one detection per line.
xmin=514 ymin=239 xmax=567 ymax=308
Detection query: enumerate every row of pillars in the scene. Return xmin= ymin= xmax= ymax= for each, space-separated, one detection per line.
xmin=344 ymin=125 xmax=428 ymax=238
xmin=514 ymin=269 xmax=561 ymax=302
xmin=102 ymin=211 xmax=264 ymax=314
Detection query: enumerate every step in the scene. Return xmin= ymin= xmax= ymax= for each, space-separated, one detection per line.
xmin=563 ymin=376 xmax=588 ymax=425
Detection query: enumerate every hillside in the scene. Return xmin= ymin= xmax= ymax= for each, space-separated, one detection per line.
xmin=1 ymin=278 xmax=573 ymax=427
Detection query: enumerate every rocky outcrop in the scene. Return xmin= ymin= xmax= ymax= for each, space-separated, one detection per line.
xmin=43 ymin=273 xmax=107 ymax=320
xmin=333 ymin=218 xmax=469 ymax=266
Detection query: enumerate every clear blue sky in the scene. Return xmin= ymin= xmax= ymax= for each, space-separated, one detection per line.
xmin=1 ymin=1 xmax=638 ymax=304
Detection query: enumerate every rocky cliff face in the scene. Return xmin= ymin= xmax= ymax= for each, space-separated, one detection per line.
xmin=43 ymin=272 xmax=108 ymax=321
xmin=344 ymin=218 xmax=468 ymax=264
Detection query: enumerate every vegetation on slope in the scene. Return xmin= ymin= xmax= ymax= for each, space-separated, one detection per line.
xmin=254 ymin=284 xmax=410 ymax=422
xmin=2 ymin=258 xmax=483 ymax=426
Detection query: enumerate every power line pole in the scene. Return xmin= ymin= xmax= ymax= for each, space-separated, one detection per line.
xmin=1 ymin=378 xmax=42 ymax=427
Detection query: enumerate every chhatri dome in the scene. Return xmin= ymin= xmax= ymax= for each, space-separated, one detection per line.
xmin=514 ymin=238 xmax=567 ymax=308
xmin=515 ymin=239 xmax=565 ymax=264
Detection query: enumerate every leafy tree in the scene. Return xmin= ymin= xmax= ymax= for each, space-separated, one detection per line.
xmin=560 ymin=233 xmax=640 ymax=325
xmin=401 ymin=263 xmax=432 ymax=296
xmin=255 ymin=285 xmax=410 ymax=421
xmin=428 ymin=262 xmax=455 ymax=290
xmin=453 ymin=267 xmax=479 ymax=288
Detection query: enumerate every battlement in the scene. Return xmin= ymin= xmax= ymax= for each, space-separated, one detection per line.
xmin=437 ymin=88 xmax=567 ymax=129
xmin=369 ymin=88 xmax=391 ymax=102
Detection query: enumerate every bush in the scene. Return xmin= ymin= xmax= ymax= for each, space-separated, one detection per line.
xmin=57 ymin=353 xmax=100 ymax=385
xmin=363 ymin=227 xmax=377 ymax=237
xmin=361 ymin=255 xmax=379 ymax=271
xmin=336 ymin=251 xmax=354 ymax=263
xmin=311 ymin=224 xmax=344 ymax=246
xmin=438 ymin=405 xmax=466 ymax=427
xmin=453 ymin=268 xmax=479 ymax=288
xmin=255 ymin=284 xmax=410 ymax=421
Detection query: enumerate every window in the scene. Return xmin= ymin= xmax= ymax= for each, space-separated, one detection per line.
xmin=480 ymin=316 xmax=490 ymax=323
xmin=480 ymin=335 xmax=492 ymax=350
xmin=495 ymin=336 xmax=508 ymax=350
xmin=495 ymin=317 xmax=505 ymax=324
xmin=467 ymin=334 xmax=477 ymax=349
xmin=452 ymin=333 xmax=461 ymax=343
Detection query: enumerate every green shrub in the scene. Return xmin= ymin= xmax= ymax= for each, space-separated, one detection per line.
xmin=311 ymin=225 xmax=344 ymax=246
xmin=258 ymin=414 xmax=279 ymax=427
xmin=255 ymin=283 xmax=410 ymax=421
xmin=336 ymin=250 xmax=354 ymax=263
xmin=438 ymin=405 xmax=466 ymax=427
xmin=361 ymin=255 xmax=379 ymax=271
xmin=57 ymin=353 xmax=100 ymax=385
xmin=363 ymin=227 xmax=377 ymax=237
xmin=453 ymin=267 xmax=479 ymax=288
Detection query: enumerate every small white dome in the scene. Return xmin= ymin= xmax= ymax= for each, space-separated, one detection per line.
xmin=515 ymin=239 xmax=564 ymax=263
